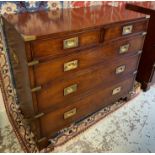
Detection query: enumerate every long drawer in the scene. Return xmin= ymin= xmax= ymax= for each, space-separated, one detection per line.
xmin=33 ymin=35 xmax=144 ymax=86
xmin=39 ymin=75 xmax=135 ymax=138
xmin=35 ymin=53 xmax=140 ymax=112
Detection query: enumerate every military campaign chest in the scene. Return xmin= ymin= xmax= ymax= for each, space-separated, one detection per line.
xmin=0 ymin=4 xmax=149 ymax=149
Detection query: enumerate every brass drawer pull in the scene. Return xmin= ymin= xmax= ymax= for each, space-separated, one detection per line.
xmin=122 ymin=25 xmax=133 ymax=35
xmin=116 ymin=65 xmax=126 ymax=74
xmin=119 ymin=44 xmax=129 ymax=54
xmin=64 ymin=108 xmax=77 ymax=119
xmin=112 ymin=86 xmax=122 ymax=95
xmin=64 ymin=84 xmax=77 ymax=96
xmin=64 ymin=60 xmax=78 ymax=72
xmin=63 ymin=37 xmax=78 ymax=49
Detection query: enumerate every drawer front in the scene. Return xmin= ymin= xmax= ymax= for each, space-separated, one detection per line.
xmin=33 ymin=35 xmax=144 ymax=86
xmin=104 ymin=20 xmax=147 ymax=41
xmin=39 ymin=76 xmax=134 ymax=137
xmin=36 ymin=53 xmax=140 ymax=112
xmin=31 ymin=30 xmax=100 ymax=59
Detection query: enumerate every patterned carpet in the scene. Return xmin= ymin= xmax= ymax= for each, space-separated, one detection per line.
xmin=0 ymin=85 xmax=155 ymax=153
xmin=0 ymin=89 xmax=23 ymax=153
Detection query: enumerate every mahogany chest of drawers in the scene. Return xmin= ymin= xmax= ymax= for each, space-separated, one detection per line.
xmin=0 ymin=5 xmax=148 ymax=149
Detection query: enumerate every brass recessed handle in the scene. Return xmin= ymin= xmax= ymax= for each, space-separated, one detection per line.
xmin=122 ymin=25 xmax=133 ymax=35
xmin=116 ymin=65 xmax=126 ymax=74
xmin=119 ymin=44 xmax=129 ymax=54
xmin=112 ymin=86 xmax=122 ymax=95
xmin=63 ymin=37 xmax=78 ymax=49
xmin=64 ymin=108 xmax=77 ymax=119
xmin=64 ymin=60 xmax=78 ymax=72
xmin=64 ymin=84 xmax=77 ymax=96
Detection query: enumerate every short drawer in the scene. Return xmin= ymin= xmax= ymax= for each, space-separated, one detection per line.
xmin=33 ymin=35 xmax=144 ymax=86
xmin=104 ymin=19 xmax=148 ymax=41
xmin=36 ymin=53 xmax=140 ymax=112
xmin=39 ymin=76 xmax=134 ymax=138
xmin=31 ymin=30 xmax=100 ymax=59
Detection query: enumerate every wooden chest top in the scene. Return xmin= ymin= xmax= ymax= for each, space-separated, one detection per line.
xmin=2 ymin=4 xmax=147 ymax=40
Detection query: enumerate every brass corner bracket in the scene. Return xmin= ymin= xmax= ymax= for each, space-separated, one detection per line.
xmin=28 ymin=60 xmax=39 ymax=67
xmin=31 ymin=86 xmax=42 ymax=92
xmin=22 ymin=34 xmax=36 ymax=41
